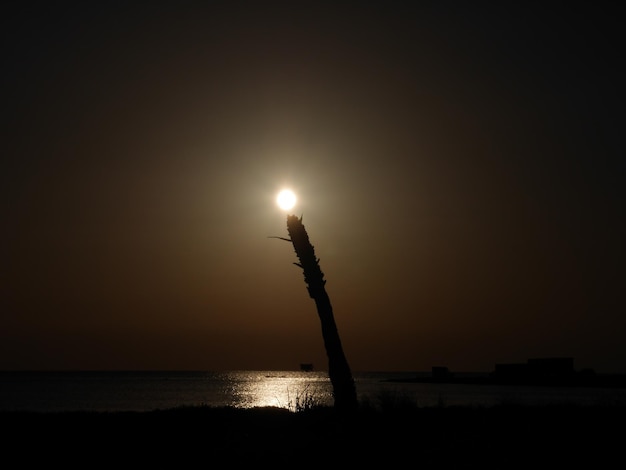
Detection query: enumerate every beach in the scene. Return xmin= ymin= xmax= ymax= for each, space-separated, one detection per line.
xmin=4 ymin=403 xmax=623 ymax=467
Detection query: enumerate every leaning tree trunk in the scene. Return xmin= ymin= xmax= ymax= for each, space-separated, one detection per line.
xmin=285 ymin=214 xmax=358 ymax=412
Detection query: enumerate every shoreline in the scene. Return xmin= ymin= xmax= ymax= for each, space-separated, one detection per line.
xmin=384 ymin=373 xmax=626 ymax=388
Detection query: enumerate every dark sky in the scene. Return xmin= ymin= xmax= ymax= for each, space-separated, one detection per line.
xmin=2 ymin=2 xmax=625 ymax=373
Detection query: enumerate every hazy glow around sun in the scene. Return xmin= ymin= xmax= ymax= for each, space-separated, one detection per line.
xmin=276 ymin=189 xmax=297 ymax=211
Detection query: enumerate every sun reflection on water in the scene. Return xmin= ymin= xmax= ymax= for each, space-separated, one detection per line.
xmin=224 ymin=371 xmax=334 ymax=409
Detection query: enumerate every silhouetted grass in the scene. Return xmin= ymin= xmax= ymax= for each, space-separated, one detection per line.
xmin=3 ymin=402 xmax=624 ymax=466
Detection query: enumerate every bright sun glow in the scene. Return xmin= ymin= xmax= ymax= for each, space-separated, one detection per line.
xmin=276 ymin=189 xmax=297 ymax=211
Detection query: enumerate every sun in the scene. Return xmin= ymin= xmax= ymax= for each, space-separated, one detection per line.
xmin=276 ymin=189 xmax=297 ymax=211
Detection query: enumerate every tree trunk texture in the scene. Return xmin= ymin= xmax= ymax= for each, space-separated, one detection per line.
xmin=286 ymin=214 xmax=358 ymax=412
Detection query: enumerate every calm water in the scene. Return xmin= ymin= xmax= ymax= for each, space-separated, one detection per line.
xmin=1 ymin=370 xmax=625 ymax=412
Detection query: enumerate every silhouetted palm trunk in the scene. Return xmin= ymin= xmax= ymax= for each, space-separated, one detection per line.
xmin=285 ymin=214 xmax=358 ymax=412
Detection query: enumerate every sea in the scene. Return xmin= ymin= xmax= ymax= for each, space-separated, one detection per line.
xmin=2 ymin=370 xmax=625 ymax=413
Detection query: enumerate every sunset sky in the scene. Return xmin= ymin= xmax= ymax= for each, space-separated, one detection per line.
xmin=2 ymin=2 xmax=624 ymax=373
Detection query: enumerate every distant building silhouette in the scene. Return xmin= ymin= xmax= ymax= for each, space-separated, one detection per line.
xmin=527 ymin=357 xmax=574 ymax=376
xmin=388 ymin=356 xmax=626 ymax=388
xmin=432 ymin=366 xmax=453 ymax=380
xmin=493 ymin=357 xmax=575 ymax=384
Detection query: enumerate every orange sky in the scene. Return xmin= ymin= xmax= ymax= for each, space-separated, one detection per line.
xmin=2 ymin=2 xmax=625 ymax=373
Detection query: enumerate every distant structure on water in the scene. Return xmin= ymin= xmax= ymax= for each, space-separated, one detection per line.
xmin=300 ymin=363 xmax=314 ymax=372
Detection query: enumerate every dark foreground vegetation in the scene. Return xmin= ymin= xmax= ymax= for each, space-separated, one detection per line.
xmin=3 ymin=403 xmax=624 ymax=467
